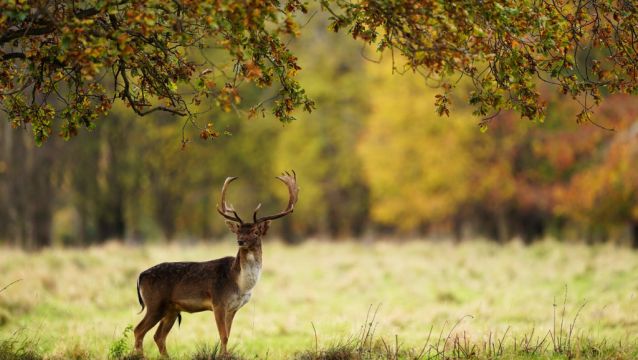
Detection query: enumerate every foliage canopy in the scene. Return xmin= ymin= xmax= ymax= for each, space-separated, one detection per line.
xmin=1 ymin=0 xmax=638 ymax=143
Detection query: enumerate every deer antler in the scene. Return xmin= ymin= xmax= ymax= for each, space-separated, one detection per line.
xmin=217 ymin=176 xmax=244 ymax=224
xmin=253 ymin=170 xmax=299 ymax=223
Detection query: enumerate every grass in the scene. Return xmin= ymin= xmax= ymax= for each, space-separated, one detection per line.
xmin=1 ymin=239 xmax=637 ymax=359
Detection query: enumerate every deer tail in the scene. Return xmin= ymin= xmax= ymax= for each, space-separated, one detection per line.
xmin=136 ymin=275 xmax=145 ymax=314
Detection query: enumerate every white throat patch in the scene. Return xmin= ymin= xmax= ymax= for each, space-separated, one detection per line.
xmin=238 ymin=252 xmax=261 ymax=293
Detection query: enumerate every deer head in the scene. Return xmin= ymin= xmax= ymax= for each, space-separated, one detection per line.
xmin=217 ymin=171 xmax=299 ymax=247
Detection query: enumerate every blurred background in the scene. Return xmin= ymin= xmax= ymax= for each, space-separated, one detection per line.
xmin=1 ymin=14 xmax=638 ymax=250
xmin=2 ymin=11 xmax=638 ymax=360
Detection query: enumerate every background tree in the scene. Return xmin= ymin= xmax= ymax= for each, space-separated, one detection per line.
xmin=554 ymin=95 xmax=638 ymax=247
xmin=358 ymin=60 xmax=474 ymax=235
xmin=275 ymin=18 xmax=370 ymax=240
xmin=0 ymin=126 xmax=59 ymax=248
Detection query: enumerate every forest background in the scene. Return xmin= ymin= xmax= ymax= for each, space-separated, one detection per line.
xmin=1 ymin=10 xmax=638 ymax=250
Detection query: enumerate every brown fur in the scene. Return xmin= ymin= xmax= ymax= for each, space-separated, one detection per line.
xmin=134 ymin=221 xmax=270 ymax=356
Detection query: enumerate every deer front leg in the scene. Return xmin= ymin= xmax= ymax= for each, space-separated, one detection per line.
xmin=225 ymin=310 xmax=238 ymax=344
xmin=214 ymin=307 xmax=228 ymax=354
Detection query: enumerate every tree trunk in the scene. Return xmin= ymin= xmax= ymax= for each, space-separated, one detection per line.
xmin=95 ymin=132 xmax=127 ymax=242
xmin=631 ymin=222 xmax=638 ymax=249
xmin=8 ymin=130 xmax=30 ymax=247
xmin=452 ymin=215 xmax=463 ymax=243
xmin=279 ymin=216 xmax=300 ymax=244
xmin=496 ymin=210 xmax=510 ymax=243
xmin=200 ymin=195 xmax=212 ymax=239
xmin=96 ymin=187 xmax=126 ymax=242
xmin=0 ymin=122 xmax=11 ymax=243
xmin=158 ymin=207 xmax=177 ymax=241
xmin=78 ymin=204 xmax=90 ymax=245
xmin=30 ymin=168 xmax=54 ymax=248
xmin=349 ymin=182 xmax=369 ymax=238
xmin=31 ymin=140 xmax=58 ymax=248
xmin=1 ymin=129 xmax=57 ymax=249
xmin=151 ymin=186 xmax=178 ymax=242
xmin=326 ymin=202 xmax=340 ymax=239
xmin=32 ymin=201 xmax=53 ymax=247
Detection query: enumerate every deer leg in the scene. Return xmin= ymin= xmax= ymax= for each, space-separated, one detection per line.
xmin=214 ymin=307 xmax=228 ymax=354
xmin=134 ymin=308 xmax=164 ymax=355
xmin=153 ymin=321 xmax=165 ymax=355
xmin=154 ymin=312 xmax=178 ymax=357
xmin=225 ymin=310 xmax=237 ymax=342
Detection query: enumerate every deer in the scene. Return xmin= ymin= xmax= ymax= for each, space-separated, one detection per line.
xmin=133 ymin=171 xmax=298 ymax=357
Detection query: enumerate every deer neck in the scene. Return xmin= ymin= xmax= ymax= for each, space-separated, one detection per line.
xmin=237 ymin=245 xmax=262 ymax=265
xmin=233 ymin=245 xmax=262 ymax=293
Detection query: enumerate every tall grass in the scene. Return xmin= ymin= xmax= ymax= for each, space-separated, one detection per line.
xmin=1 ymin=240 xmax=637 ymax=359
xmin=1 ymin=302 xmax=637 ymax=359
xmin=0 ymin=332 xmax=42 ymax=360
xmin=296 ymin=299 xmax=638 ymax=360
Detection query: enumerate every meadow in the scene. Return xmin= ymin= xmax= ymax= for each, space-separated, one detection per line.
xmin=1 ymin=239 xmax=637 ymax=359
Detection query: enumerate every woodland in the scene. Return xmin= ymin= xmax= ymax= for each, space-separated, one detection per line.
xmin=1 ymin=0 xmax=638 ymax=248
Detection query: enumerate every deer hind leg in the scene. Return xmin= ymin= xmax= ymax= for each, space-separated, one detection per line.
xmin=154 ymin=311 xmax=178 ymax=357
xmin=134 ymin=306 xmax=164 ymax=355
xmin=213 ymin=307 xmax=229 ymax=354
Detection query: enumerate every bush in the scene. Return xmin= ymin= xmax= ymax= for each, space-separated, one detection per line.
xmin=107 ymin=325 xmax=135 ymax=360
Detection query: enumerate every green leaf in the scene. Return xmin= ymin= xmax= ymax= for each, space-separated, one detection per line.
xmin=61 ymin=36 xmax=71 ymax=51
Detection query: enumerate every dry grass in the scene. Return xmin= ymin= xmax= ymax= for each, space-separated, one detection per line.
xmin=1 ymin=239 xmax=637 ymax=359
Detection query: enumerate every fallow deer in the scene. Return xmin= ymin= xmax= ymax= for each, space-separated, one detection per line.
xmin=133 ymin=171 xmax=298 ymax=357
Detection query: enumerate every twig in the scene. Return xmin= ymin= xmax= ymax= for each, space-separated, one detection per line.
xmin=0 ymin=80 xmax=34 ymax=96
xmin=311 ymin=321 xmax=318 ymax=355
xmin=444 ymin=314 xmax=474 ymax=351
xmin=0 ymin=279 xmax=22 ymax=294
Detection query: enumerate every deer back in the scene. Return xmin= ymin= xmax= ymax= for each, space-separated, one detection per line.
xmin=137 ymin=258 xmax=239 ymax=312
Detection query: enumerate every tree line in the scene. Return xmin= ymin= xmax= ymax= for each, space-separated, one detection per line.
xmin=1 ymin=19 xmax=637 ymax=248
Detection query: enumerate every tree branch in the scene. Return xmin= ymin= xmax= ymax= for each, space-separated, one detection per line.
xmin=0 ymin=3 xmax=115 ymax=45
xmin=75 ymin=8 xmax=101 ymax=19
xmin=0 ymin=80 xmax=34 ymax=96
xmin=118 ymin=59 xmax=186 ymax=116
xmin=0 ymin=25 xmax=55 ymax=45
xmin=135 ymin=105 xmax=187 ymax=116
xmin=1 ymin=52 xmax=26 ymax=61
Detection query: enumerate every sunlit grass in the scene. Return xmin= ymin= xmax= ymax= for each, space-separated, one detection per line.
xmin=1 ymin=239 xmax=637 ymax=359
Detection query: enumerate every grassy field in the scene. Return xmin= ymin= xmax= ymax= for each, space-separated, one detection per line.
xmin=1 ymin=239 xmax=638 ymax=359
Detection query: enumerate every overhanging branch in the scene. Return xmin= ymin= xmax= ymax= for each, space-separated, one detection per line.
xmin=118 ymin=59 xmax=186 ymax=117
xmin=0 ymin=26 xmax=55 ymax=45
xmin=0 ymin=80 xmax=34 ymax=96
xmin=1 ymin=52 xmax=26 ymax=61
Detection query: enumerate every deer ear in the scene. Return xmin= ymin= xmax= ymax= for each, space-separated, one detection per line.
xmin=225 ymin=221 xmax=240 ymax=234
xmin=258 ymin=220 xmax=271 ymax=236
